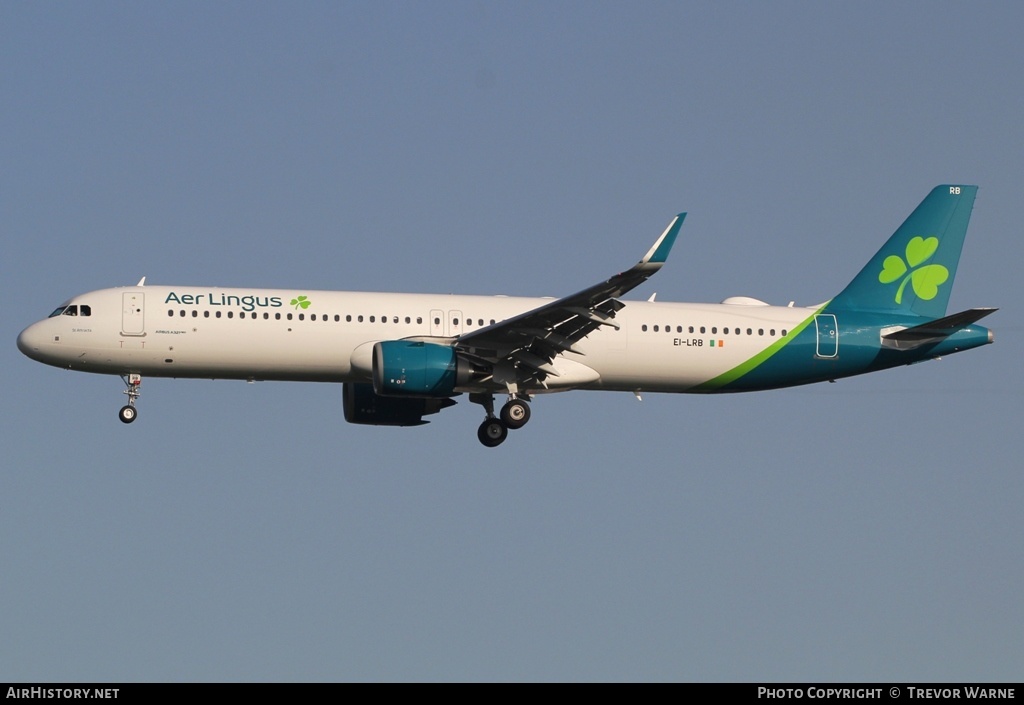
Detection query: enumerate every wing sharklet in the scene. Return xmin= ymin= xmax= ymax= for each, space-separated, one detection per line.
xmin=639 ymin=213 xmax=685 ymax=267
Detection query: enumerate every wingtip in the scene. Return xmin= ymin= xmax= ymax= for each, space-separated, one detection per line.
xmin=642 ymin=213 xmax=685 ymax=265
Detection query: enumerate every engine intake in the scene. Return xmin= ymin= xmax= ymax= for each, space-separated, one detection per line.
xmin=372 ymin=340 xmax=477 ymax=397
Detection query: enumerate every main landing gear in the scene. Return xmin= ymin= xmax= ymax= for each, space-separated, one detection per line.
xmin=472 ymin=393 xmax=531 ymax=447
xmin=119 ymin=374 xmax=141 ymax=424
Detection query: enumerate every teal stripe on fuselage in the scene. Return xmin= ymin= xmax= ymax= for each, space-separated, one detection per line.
xmin=694 ymin=186 xmax=987 ymax=392
xmin=692 ymin=307 xmax=821 ymax=392
xmin=694 ymin=309 xmax=992 ymax=392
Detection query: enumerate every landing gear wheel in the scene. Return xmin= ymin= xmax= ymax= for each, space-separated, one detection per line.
xmin=477 ymin=418 xmax=508 ymax=447
xmin=500 ymin=399 xmax=531 ymax=430
xmin=119 ymin=374 xmax=142 ymax=425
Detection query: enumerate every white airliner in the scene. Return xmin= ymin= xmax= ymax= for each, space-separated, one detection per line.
xmin=18 ymin=186 xmax=995 ymax=446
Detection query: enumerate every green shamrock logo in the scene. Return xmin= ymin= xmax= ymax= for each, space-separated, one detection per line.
xmin=290 ymin=295 xmax=311 ymax=310
xmin=878 ymin=236 xmax=948 ymax=304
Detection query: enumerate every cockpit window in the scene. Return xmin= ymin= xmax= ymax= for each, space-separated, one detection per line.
xmin=48 ymin=304 xmax=90 ymax=317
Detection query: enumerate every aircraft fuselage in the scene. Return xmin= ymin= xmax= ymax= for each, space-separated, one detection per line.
xmin=17 ymin=284 xmax=991 ymax=394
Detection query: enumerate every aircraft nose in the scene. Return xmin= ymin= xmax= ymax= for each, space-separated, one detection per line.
xmin=17 ymin=322 xmax=46 ymax=361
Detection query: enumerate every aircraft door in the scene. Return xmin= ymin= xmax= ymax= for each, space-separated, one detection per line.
xmin=815 ymin=314 xmax=838 ymax=358
xmin=122 ymin=292 xmax=145 ymax=336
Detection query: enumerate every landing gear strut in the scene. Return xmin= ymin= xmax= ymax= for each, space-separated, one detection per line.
xmin=471 ymin=392 xmax=531 ymax=447
xmin=119 ymin=374 xmax=141 ymax=424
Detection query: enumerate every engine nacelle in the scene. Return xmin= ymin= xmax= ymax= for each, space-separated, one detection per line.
xmin=343 ymin=382 xmax=456 ymax=426
xmin=372 ymin=340 xmax=475 ymax=397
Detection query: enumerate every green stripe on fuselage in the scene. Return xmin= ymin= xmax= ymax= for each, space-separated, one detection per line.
xmin=691 ymin=306 xmax=824 ymax=392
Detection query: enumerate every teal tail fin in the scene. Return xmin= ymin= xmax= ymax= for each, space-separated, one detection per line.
xmin=829 ymin=185 xmax=978 ymax=318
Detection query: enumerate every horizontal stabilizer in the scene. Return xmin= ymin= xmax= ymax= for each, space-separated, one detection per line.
xmin=881 ymin=307 xmax=996 ymax=349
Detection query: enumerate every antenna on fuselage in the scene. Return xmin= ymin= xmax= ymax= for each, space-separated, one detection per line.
xmin=136 ymin=277 xmax=146 ymax=287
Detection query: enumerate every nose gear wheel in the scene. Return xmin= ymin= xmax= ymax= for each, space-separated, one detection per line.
xmin=119 ymin=374 xmax=142 ymax=424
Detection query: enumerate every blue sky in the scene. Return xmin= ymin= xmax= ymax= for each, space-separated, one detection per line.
xmin=3 ymin=2 xmax=1022 ymax=681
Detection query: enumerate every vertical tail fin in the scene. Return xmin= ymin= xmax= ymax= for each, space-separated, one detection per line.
xmin=829 ymin=185 xmax=977 ymax=318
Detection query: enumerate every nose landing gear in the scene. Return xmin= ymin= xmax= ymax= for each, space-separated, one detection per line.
xmin=119 ymin=374 xmax=141 ymax=424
